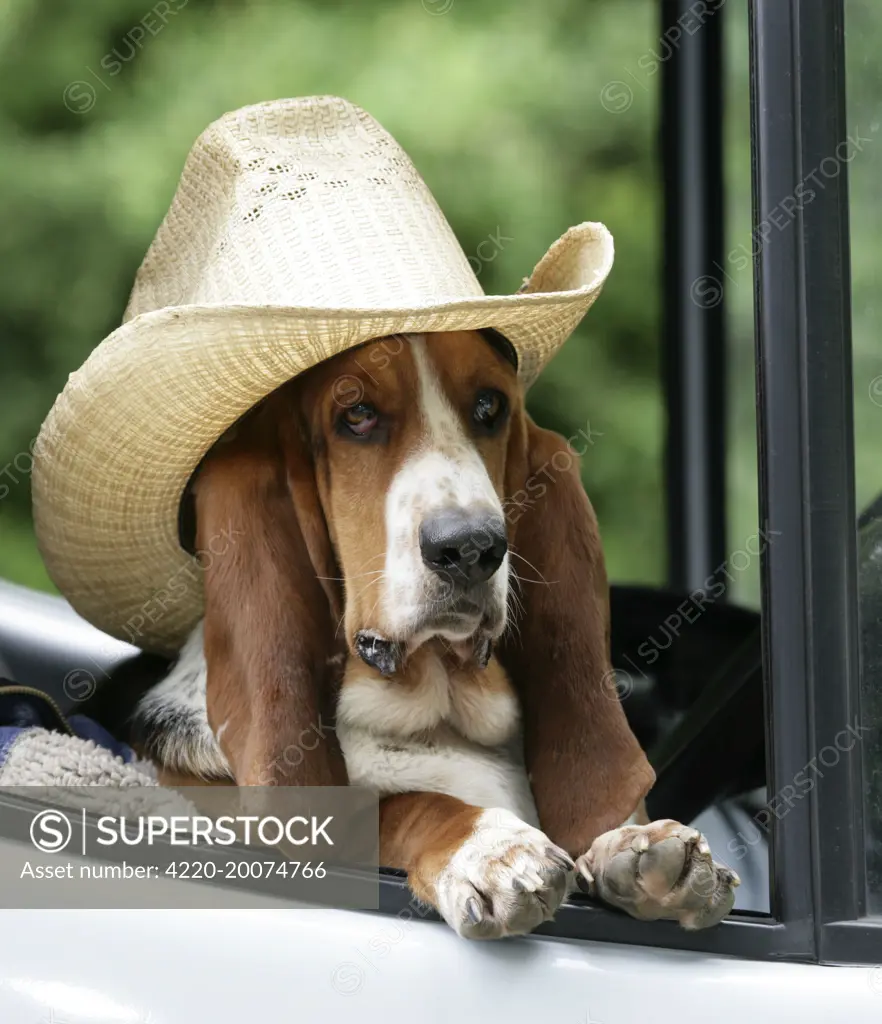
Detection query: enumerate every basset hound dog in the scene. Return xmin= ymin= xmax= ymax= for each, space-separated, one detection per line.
xmin=132 ymin=329 xmax=739 ymax=938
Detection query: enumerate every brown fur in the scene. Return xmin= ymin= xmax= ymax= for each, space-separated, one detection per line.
xmin=180 ymin=329 xmax=653 ymax=899
xmin=195 ymin=397 xmax=345 ymax=787
xmin=499 ymin=420 xmax=655 ymax=853
xmin=379 ymin=792 xmax=484 ymax=906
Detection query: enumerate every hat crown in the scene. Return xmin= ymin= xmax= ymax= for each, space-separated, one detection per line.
xmin=124 ymin=96 xmax=484 ymax=319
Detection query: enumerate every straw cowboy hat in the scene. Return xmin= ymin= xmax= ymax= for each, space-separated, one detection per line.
xmin=32 ymin=95 xmax=615 ymax=654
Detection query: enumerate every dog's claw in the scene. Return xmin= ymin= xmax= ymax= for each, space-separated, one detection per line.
xmin=546 ymin=846 xmax=575 ymax=872
xmin=575 ymin=859 xmax=595 ymax=896
xmin=631 ymin=832 xmax=651 ymax=853
xmin=465 ymin=896 xmax=484 ymax=925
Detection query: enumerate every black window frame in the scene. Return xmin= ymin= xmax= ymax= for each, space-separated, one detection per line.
xmin=751 ymin=0 xmax=877 ymax=964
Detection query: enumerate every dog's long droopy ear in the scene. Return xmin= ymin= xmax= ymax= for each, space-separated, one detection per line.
xmin=499 ymin=413 xmax=655 ymax=856
xmin=193 ymin=395 xmax=347 ymax=787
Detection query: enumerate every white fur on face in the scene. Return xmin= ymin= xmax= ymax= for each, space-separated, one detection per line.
xmin=381 ymin=334 xmax=509 ymax=645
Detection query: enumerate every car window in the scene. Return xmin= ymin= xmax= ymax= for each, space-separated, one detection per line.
xmin=846 ymin=0 xmax=882 ymax=912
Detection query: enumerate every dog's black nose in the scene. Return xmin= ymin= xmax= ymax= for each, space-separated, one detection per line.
xmin=419 ymin=509 xmax=508 ymax=585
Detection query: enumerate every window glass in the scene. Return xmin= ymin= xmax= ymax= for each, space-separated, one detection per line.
xmin=846 ymin=0 xmax=882 ymax=911
xmin=725 ymin=0 xmax=760 ymax=610
xmin=609 ymin=0 xmax=769 ymax=916
xmin=700 ymin=0 xmax=767 ymax=911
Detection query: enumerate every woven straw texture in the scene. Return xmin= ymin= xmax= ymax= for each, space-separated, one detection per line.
xmin=32 ymin=96 xmax=614 ymax=653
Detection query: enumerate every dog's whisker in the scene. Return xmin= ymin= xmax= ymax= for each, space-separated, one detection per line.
xmin=334 ymin=572 xmax=387 ymax=638
xmin=330 ymin=555 xmax=389 ymax=638
xmin=505 ymin=588 xmax=525 ymax=635
xmin=357 ymin=587 xmax=388 ymax=640
xmin=509 ymin=567 xmax=558 ymax=588
xmin=316 ymin=569 xmax=384 ymax=583
xmin=507 ymin=550 xmax=554 ymax=585
xmin=350 ymin=551 xmax=388 ymax=575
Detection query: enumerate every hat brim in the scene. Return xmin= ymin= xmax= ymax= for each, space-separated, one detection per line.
xmin=33 ymin=222 xmax=613 ymax=653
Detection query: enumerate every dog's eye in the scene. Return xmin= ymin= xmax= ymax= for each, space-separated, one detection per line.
xmin=473 ymin=389 xmax=508 ymax=432
xmin=341 ymin=402 xmax=378 ymax=436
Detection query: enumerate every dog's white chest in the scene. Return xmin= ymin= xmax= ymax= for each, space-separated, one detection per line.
xmin=336 ymin=650 xmax=520 ymax=747
xmin=335 ymin=651 xmax=538 ymax=825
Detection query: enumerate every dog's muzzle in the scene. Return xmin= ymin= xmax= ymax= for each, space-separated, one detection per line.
xmin=354 ymin=508 xmax=508 ymax=676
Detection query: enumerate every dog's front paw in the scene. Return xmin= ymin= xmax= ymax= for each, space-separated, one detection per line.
xmin=575 ymin=819 xmax=740 ymax=930
xmin=435 ymin=808 xmax=573 ymax=939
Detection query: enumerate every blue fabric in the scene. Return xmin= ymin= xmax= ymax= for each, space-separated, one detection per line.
xmin=68 ymin=714 xmax=135 ymax=762
xmin=0 ymin=727 xmax=21 ymax=766
xmin=0 ymin=693 xmax=135 ymax=767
